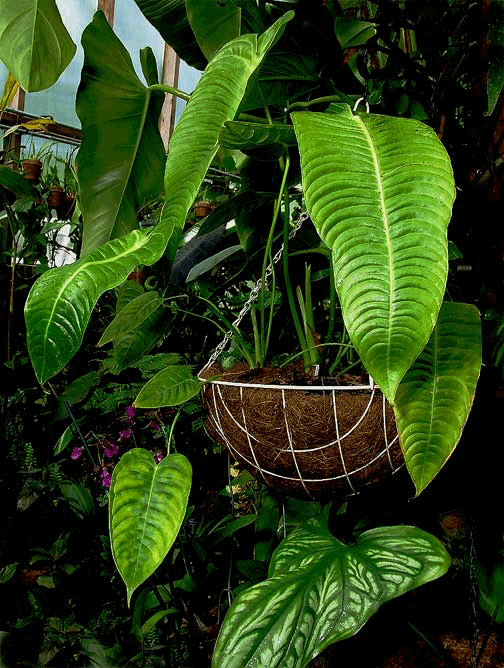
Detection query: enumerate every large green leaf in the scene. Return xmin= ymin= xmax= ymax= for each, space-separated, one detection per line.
xmin=112 ymin=306 xmax=169 ymax=372
xmin=220 ymin=120 xmax=296 ymax=151
xmin=109 ymin=448 xmax=192 ymax=605
xmin=133 ymin=0 xmax=206 ymax=69
xmin=0 ymin=0 xmax=76 ymax=92
xmin=292 ymin=105 xmax=455 ymax=401
xmin=186 ymin=0 xmax=241 ymax=62
xmin=25 ymin=13 xmax=294 ymax=384
xmin=76 ymin=12 xmax=165 ymax=257
xmin=98 ymin=291 xmax=164 ymax=346
xmin=394 ymin=302 xmax=481 ymax=496
xmin=134 ymin=365 xmax=200 ymax=408
xmin=212 ymin=516 xmax=450 ymax=668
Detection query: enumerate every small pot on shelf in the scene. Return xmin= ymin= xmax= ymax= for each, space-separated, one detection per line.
xmin=22 ymin=159 xmax=43 ymax=183
xmin=194 ymin=200 xmax=213 ymax=217
xmin=47 ymin=186 xmax=64 ymax=208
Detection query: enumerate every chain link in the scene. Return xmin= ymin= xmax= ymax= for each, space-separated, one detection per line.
xmin=202 ymin=212 xmax=309 ymax=370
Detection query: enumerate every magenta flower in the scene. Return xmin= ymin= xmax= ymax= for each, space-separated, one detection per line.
xmin=104 ymin=441 xmax=118 ymax=458
xmin=71 ymin=447 xmax=83 ymax=460
xmin=101 ymin=469 xmax=113 ymax=488
xmin=150 ymin=421 xmax=161 ymax=432
xmin=118 ymin=428 xmax=132 ymax=441
xmin=154 ymin=451 xmax=165 ymax=464
xmin=124 ymin=405 xmax=135 ymax=425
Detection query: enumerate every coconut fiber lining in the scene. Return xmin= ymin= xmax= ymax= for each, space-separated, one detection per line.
xmin=200 ymin=365 xmax=403 ymax=500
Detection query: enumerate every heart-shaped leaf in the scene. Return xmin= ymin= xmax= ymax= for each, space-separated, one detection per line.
xmin=0 ymin=0 xmax=76 ymax=92
xmin=292 ymin=105 xmax=455 ymax=401
xmin=394 ymin=302 xmax=482 ymax=495
xmin=212 ymin=516 xmax=450 ymax=668
xmin=76 ymin=11 xmax=166 ymax=256
xmin=25 ymin=13 xmax=294 ymax=384
xmin=109 ymin=448 xmax=192 ymax=605
xmin=186 ymin=0 xmax=241 ymax=62
xmin=134 ymin=365 xmax=200 ymax=408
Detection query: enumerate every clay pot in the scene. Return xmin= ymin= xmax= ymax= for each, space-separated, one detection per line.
xmin=194 ymin=201 xmax=213 ymax=217
xmin=22 ymin=159 xmax=43 ymax=183
xmin=47 ymin=186 xmax=64 ymax=208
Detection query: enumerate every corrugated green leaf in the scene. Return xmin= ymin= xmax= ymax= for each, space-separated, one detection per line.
xmin=109 ymin=449 xmax=192 ymax=605
xmin=0 ymin=0 xmax=75 ymax=92
xmin=98 ymin=292 xmax=164 ymax=346
xmin=292 ymin=105 xmax=455 ymax=401
xmin=134 ymin=365 xmax=200 ymax=408
xmin=186 ymin=0 xmax=241 ymax=62
xmin=212 ymin=516 xmax=450 ymax=668
xmin=76 ymin=11 xmax=165 ymax=256
xmin=394 ymin=302 xmax=482 ymax=495
xmin=25 ymin=13 xmax=294 ymax=384
xmin=220 ymin=120 xmax=296 ymax=150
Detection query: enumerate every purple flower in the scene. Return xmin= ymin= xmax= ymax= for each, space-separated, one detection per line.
xmin=154 ymin=451 xmax=165 ymax=464
xmin=125 ymin=405 xmax=135 ymax=419
xmin=71 ymin=447 xmax=83 ymax=461
xmin=150 ymin=421 xmax=161 ymax=432
xmin=104 ymin=441 xmax=118 ymax=458
xmin=118 ymin=428 xmax=132 ymax=441
xmin=101 ymin=469 xmax=113 ymax=488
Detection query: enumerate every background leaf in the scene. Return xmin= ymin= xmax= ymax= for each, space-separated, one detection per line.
xmin=0 ymin=0 xmax=76 ymax=91
xmin=212 ymin=517 xmax=450 ymax=668
xmin=186 ymin=0 xmax=241 ymax=61
xmin=25 ymin=15 xmax=293 ymax=384
xmin=134 ymin=365 xmax=200 ymax=408
xmin=487 ymin=0 xmax=504 ymax=114
xmin=76 ymin=11 xmax=165 ymax=256
xmin=394 ymin=302 xmax=482 ymax=495
xmin=109 ymin=449 xmax=192 ymax=605
xmin=220 ymin=120 xmax=296 ymax=150
xmin=292 ymin=105 xmax=455 ymax=401
xmin=98 ymin=291 xmax=164 ymax=346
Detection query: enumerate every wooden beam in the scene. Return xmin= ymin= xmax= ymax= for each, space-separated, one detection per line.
xmin=2 ymin=86 xmax=25 ymax=166
xmin=97 ymin=0 xmax=115 ymax=26
xmin=159 ymin=44 xmax=181 ymax=149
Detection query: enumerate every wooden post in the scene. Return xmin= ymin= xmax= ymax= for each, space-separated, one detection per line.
xmin=159 ymin=44 xmax=181 ymax=149
xmin=97 ymin=0 xmax=115 ymax=26
xmin=2 ymin=85 xmax=25 ymax=168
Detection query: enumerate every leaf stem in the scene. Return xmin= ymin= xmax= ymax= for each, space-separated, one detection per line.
xmin=148 ymin=84 xmax=191 ymax=102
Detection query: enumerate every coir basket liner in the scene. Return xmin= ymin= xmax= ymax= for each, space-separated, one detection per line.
xmin=200 ymin=365 xmax=403 ymax=500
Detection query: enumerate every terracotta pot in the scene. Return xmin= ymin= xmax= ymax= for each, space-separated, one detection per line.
xmin=47 ymin=186 xmax=64 ymax=208
xmin=194 ymin=200 xmax=213 ymax=217
xmin=22 ymin=159 xmax=43 ymax=183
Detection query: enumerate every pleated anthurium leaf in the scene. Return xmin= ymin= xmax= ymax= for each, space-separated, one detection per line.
xmin=24 ymin=12 xmax=294 ymax=384
xmin=134 ymin=365 xmax=200 ymax=408
xmin=212 ymin=514 xmax=450 ymax=668
xmin=109 ymin=448 xmax=192 ymax=605
xmin=0 ymin=0 xmax=76 ymax=92
xmin=292 ymin=106 xmax=455 ymax=402
xmin=76 ymin=12 xmax=166 ymax=257
xmin=394 ymin=302 xmax=482 ymax=496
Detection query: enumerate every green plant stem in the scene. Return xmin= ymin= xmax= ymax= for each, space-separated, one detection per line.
xmin=286 ymin=94 xmax=350 ymax=112
xmin=148 ymin=83 xmax=191 ymax=102
xmin=326 ymin=256 xmax=337 ymax=344
xmin=165 ymin=406 xmax=183 ymax=455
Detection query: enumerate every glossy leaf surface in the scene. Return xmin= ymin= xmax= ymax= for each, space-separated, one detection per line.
xmin=98 ymin=292 xmax=164 ymax=346
xmin=25 ymin=14 xmax=293 ymax=384
xmin=394 ymin=302 xmax=481 ymax=495
xmin=76 ymin=11 xmax=165 ymax=256
xmin=186 ymin=0 xmax=241 ymax=61
xmin=213 ymin=517 xmax=450 ymax=668
xmin=109 ymin=449 xmax=192 ymax=605
xmin=0 ymin=0 xmax=75 ymax=92
xmin=292 ymin=106 xmax=455 ymax=401
xmin=134 ymin=365 xmax=200 ymax=408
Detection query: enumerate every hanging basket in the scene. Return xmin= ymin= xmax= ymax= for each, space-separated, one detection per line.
xmin=200 ymin=365 xmax=403 ymax=500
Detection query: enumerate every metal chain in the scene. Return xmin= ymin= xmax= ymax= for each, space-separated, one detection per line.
xmin=202 ymin=212 xmax=309 ymax=370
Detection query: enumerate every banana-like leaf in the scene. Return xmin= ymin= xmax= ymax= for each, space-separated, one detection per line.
xmin=212 ymin=516 xmax=450 ymax=668
xmin=0 ymin=0 xmax=75 ymax=92
xmin=109 ymin=448 xmax=192 ymax=605
xmin=292 ymin=105 xmax=455 ymax=401
xmin=186 ymin=0 xmax=241 ymax=62
xmin=134 ymin=365 xmax=200 ymax=408
xmin=76 ymin=12 xmax=166 ymax=257
xmin=98 ymin=291 xmax=164 ymax=346
xmin=220 ymin=120 xmax=296 ymax=150
xmin=133 ymin=0 xmax=206 ymax=70
xmin=25 ymin=13 xmax=294 ymax=384
xmin=394 ymin=302 xmax=481 ymax=496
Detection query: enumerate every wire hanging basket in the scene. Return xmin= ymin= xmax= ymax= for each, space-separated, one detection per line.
xmin=198 ymin=213 xmax=403 ymax=500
